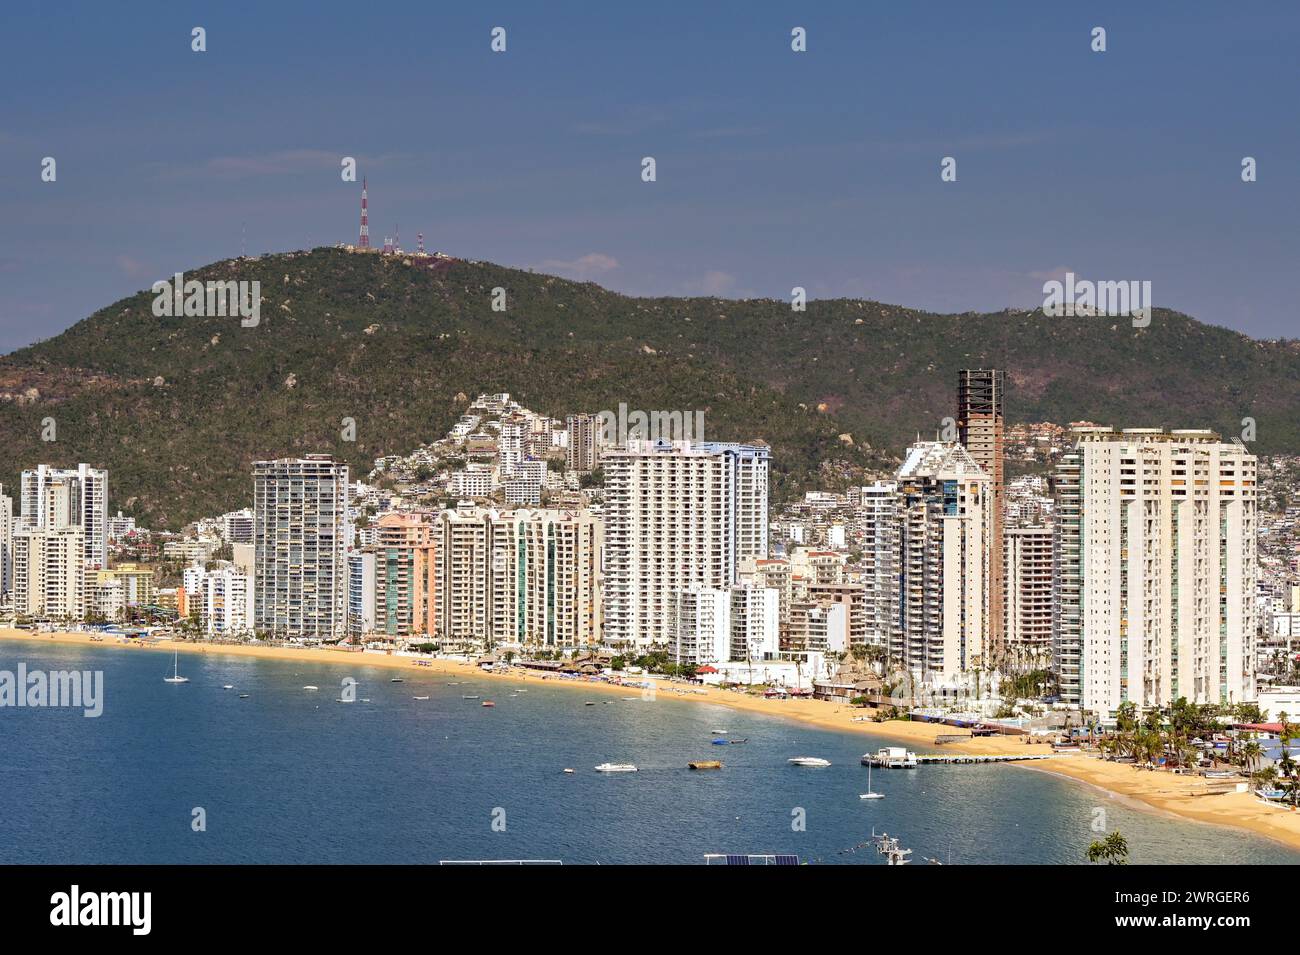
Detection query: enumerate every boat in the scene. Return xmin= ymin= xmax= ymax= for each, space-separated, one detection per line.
xmin=336 ymin=697 xmax=353 ymax=703
xmin=238 ymin=694 xmax=249 ymax=699
xmin=689 ymin=760 xmax=723 ymax=770
xmin=390 ymin=678 xmax=404 ymax=683
xmin=594 ymin=763 xmax=638 ymax=773
xmin=481 ymin=701 xmax=495 ymax=707
xmin=462 ymin=695 xmax=479 ymax=700
xmin=584 ymin=701 xmax=596 ymax=706
xmin=862 ymin=747 xmax=918 ymax=769
xmin=711 ymin=738 xmax=730 ymax=745
xmin=562 ymin=768 xmax=575 ymax=774
xmin=413 ymin=695 xmax=430 ymax=701
xmin=729 ymin=739 xmax=749 ymax=745
xmin=859 ymin=761 xmax=885 ymax=800
xmin=710 ymin=729 xmax=729 ymax=734
xmin=163 ymin=650 xmax=189 ymax=684
xmin=222 ymin=684 xmax=234 ymax=690
xmin=302 ymin=685 xmax=319 ymax=691
xmin=788 ymin=757 xmax=831 ymax=767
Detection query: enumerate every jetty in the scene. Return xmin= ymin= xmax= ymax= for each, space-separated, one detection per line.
xmin=918 ymin=753 xmax=1057 ymax=764
xmin=863 ymin=751 xmax=1058 ymax=767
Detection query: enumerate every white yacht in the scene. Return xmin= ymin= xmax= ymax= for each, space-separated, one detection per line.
xmin=787 ymin=757 xmax=831 ymax=767
xmin=594 ymin=763 xmax=638 ymax=773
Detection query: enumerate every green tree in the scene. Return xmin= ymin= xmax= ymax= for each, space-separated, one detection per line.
xmin=1086 ymin=831 xmax=1129 ymax=865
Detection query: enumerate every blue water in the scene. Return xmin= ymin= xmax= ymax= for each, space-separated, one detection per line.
xmin=1 ymin=641 xmax=1297 ymax=865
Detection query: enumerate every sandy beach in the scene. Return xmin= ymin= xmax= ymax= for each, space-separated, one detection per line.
xmin=6 ymin=627 xmax=1300 ymax=854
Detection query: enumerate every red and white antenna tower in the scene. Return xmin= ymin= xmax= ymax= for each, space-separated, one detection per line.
xmin=359 ymin=178 xmax=370 ymax=248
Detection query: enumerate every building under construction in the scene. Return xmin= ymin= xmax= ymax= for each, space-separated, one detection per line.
xmin=957 ymin=369 xmax=1006 ymax=667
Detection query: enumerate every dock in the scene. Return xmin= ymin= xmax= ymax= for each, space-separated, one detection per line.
xmin=914 ymin=753 xmax=1058 ymax=765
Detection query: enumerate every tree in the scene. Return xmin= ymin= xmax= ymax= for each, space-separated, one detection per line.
xmin=1086 ymin=831 xmax=1129 ymax=865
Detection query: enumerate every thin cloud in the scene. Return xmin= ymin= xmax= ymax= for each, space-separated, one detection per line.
xmin=535 ymin=253 xmax=621 ymax=281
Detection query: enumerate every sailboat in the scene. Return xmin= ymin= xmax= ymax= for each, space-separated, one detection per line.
xmin=163 ymin=650 xmax=189 ymax=684
xmin=859 ymin=761 xmax=884 ymax=800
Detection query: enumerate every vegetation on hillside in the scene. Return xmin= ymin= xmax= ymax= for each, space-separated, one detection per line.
xmin=2 ymin=247 xmax=1296 ymax=528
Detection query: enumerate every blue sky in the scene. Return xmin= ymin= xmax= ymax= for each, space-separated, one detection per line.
xmin=2 ymin=1 xmax=1296 ymax=351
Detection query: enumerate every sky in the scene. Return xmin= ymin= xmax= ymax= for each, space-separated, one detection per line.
xmin=2 ymin=1 xmax=1297 ymax=352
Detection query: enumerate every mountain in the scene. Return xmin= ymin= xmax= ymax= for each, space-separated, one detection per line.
xmin=1 ymin=247 xmax=1297 ymax=529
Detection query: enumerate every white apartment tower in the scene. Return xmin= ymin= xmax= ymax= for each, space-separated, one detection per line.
xmin=1053 ymin=428 xmax=1257 ymax=715
xmin=20 ymin=464 xmax=109 ymax=568
xmin=12 ymin=526 xmax=86 ymax=619
xmin=603 ymin=440 xmax=770 ymax=648
xmin=1004 ymin=525 xmax=1054 ymax=669
xmin=253 ymin=455 xmax=350 ymax=640
xmin=894 ymin=442 xmax=990 ymax=679
xmin=857 ymin=482 xmax=900 ymax=650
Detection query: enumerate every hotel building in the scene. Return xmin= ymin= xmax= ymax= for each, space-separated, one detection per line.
xmin=253 ymin=454 xmax=350 ymax=640
xmin=603 ymin=440 xmax=770 ymax=648
xmin=1053 ymin=428 xmax=1257 ymax=714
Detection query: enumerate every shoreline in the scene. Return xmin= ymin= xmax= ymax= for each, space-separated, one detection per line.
xmin=6 ymin=628 xmax=1300 ymax=854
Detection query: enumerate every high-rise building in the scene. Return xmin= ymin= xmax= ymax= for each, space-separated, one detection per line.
xmin=373 ymin=513 xmax=437 ymax=639
xmin=253 ymin=455 xmax=349 ymax=640
xmin=668 ymin=585 xmax=731 ymax=666
xmin=12 ymin=526 xmax=85 ymax=619
xmin=895 ymin=441 xmax=991 ymax=679
xmin=668 ymin=583 xmax=778 ymax=667
xmin=20 ymin=464 xmax=109 ymax=569
xmin=565 ymin=413 xmax=601 ymax=474
xmin=347 ymin=550 xmax=377 ymax=639
xmin=856 ymin=482 xmax=899 ymax=650
xmin=434 ymin=505 xmax=602 ymax=646
xmin=1052 ymin=428 xmax=1257 ymax=714
xmin=728 ymin=584 xmax=780 ymax=663
xmin=0 ymin=483 xmax=12 ymax=598
xmin=957 ymin=369 xmax=1005 ymax=663
xmin=603 ymin=440 xmax=770 ymax=648
xmin=1004 ymin=525 xmax=1054 ymax=669
xmin=498 ymin=415 xmax=527 ymax=478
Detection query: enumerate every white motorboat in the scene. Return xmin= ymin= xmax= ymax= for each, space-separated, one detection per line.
xmin=788 ymin=757 xmax=831 ymax=767
xmin=594 ymin=763 xmax=638 ymax=773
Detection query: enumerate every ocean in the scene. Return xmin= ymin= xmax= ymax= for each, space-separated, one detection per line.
xmin=2 ymin=641 xmax=1296 ymax=865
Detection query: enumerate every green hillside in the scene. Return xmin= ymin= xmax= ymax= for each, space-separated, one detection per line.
xmin=1 ymin=247 xmax=1296 ymax=529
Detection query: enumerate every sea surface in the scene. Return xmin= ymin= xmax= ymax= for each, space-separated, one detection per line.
xmin=2 ymin=641 xmax=1297 ymax=865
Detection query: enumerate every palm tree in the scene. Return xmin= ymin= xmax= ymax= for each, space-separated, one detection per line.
xmin=1086 ymin=830 xmax=1129 ymax=865
xmin=1240 ymin=739 xmax=1263 ymax=773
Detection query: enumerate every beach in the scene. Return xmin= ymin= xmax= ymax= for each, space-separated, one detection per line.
xmin=5 ymin=627 xmax=1299 ymax=853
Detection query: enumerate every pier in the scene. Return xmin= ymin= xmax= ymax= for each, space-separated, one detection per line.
xmin=915 ymin=753 xmax=1058 ymax=765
